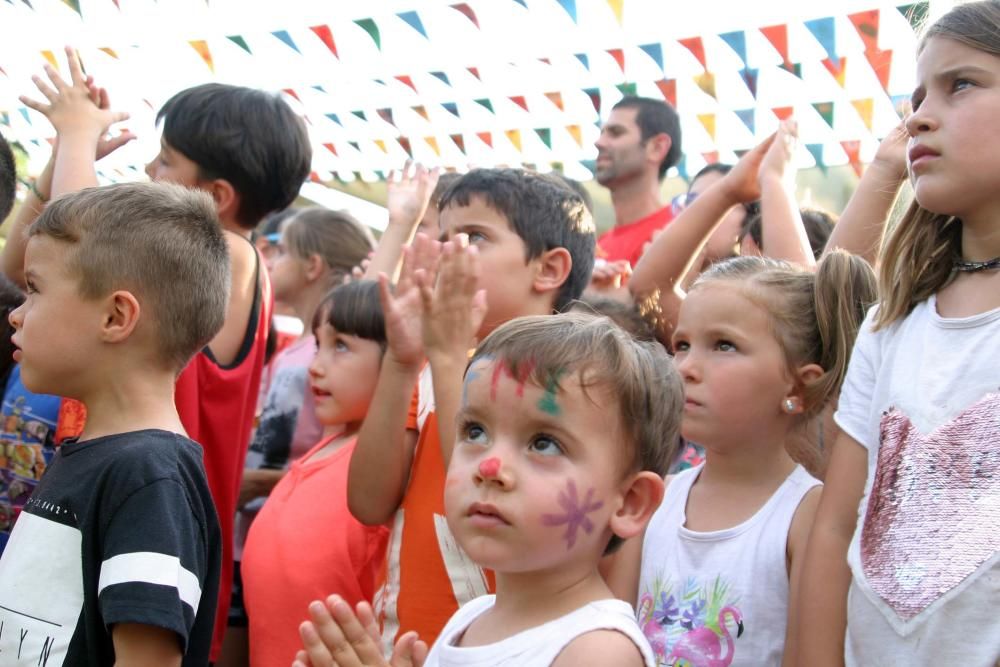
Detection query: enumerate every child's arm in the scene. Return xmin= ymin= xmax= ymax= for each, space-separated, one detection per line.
xmin=780 ymin=484 xmax=823 ymax=667
xmin=348 ymin=235 xmax=441 ymax=526
xmin=823 ymin=121 xmax=908 ymax=266
xmin=552 ymin=631 xmax=647 ymax=666
xmin=111 ymin=623 xmax=183 ymax=667
xmin=420 ymin=236 xmax=487 ymax=468
xmin=628 ymin=135 xmax=775 ymax=341
xmin=793 ymin=432 xmax=869 ymax=667
xmin=758 ymin=120 xmax=816 ymax=269
xmin=364 ymin=162 xmax=440 ymax=282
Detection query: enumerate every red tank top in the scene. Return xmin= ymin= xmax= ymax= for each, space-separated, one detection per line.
xmin=175 ymin=244 xmax=272 ymax=661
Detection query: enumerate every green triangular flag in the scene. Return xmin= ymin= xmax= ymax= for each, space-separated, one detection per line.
xmin=616 ymin=82 xmax=637 ymax=96
xmin=897 ymin=2 xmax=929 ymax=31
xmin=534 ymin=128 xmax=552 ymax=149
xmin=812 ymin=101 xmax=835 ymax=129
xmin=354 ymin=18 xmax=381 ymax=50
xmin=474 ymin=98 xmax=494 ymax=113
xmin=227 ymin=35 xmax=252 ymax=54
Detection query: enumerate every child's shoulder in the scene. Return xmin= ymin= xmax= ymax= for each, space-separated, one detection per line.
xmin=75 ymin=429 xmax=207 ymax=497
xmin=552 ymin=628 xmax=648 ymax=667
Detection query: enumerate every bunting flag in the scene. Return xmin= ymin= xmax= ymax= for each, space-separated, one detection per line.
xmin=804 ymin=17 xmax=838 ymax=64
xmin=851 ymin=98 xmax=874 ymax=130
xmin=322 ymin=142 xmax=337 ymax=156
xmin=897 ymin=2 xmax=929 ymax=31
xmin=566 ymin=124 xmax=583 ymax=147
xmin=325 ymin=113 xmax=342 ymax=126
xmin=477 ymin=131 xmax=493 ymax=148
xmin=351 ymin=110 xmax=367 ymax=121
xmin=59 ymin=0 xmax=80 ymax=16
xmin=467 ymin=66 xmax=481 ymax=80
xmin=866 ymin=48 xmax=893 ymax=91
xmin=474 ymin=98 xmax=494 ymax=113
xmin=806 ymin=143 xmax=827 ymax=171
xmin=511 ymin=0 xmax=528 ymax=6
xmin=227 ymin=35 xmax=252 ymax=54
xmin=425 ymin=136 xmax=441 ymax=156
xmin=412 ymin=105 xmax=430 ymax=121
xmin=678 ymin=37 xmax=707 ymax=70
xmin=702 ymin=150 xmax=720 ymax=164
xmin=450 ymin=134 xmax=465 ymax=153
xmin=374 ymin=139 xmax=388 ymax=154
xmin=538 ymin=57 xmax=552 ymax=65
xmin=397 ymin=10 xmax=427 ymax=38
xmin=782 ymin=62 xmax=803 ymax=78
xmin=616 ymin=82 xmax=637 ymax=96
xmin=608 ymin=48 xmax=626 ymax=73
xmin=575 ymin=53 xmax=590 ymax=70
xmin=760 ymin=24 xmax=793 ymax=72
xmin=310 ymin=25 xmax=338 ymax=58
xmin=890 ymin=93 xmax=910 ymax=116
xmin=823 ymin=56 xmax=848 ymax=87
xmin=697 ymin=113 xmax=716 ymax=141
xmin=398 ymin=137 xmax=413 ymax=157
xmin=655 ymin=79 xmax=677 ymax=107
xmin=505 ymin=129 xmax=522 ymax=151
xmin=534 ymin=127 xmax=552 ymax=149
xmin=442 ymin=102 xmax=460 ymax=117
xmin=719 ymin=30 xmax=748 ymax=68
xmin=41 ymin=50 xmax=59 ymax=70
xmin=812 ymin=101 xmax=835 ymax=129
xmin=98 ymin=47 xmax=119 ymax=59
xmin=509 ymin=95 xmax=529 ymax=112
xmin=354 ymin=19 xmax=381 ymax=49
xmin=272 ymin=30 xmax=301 ymax=53
xmin=676 ymin=154 xmax=689 ymax=181
xmin=639 ymin=43 xmax=664 ymax=71
xmin=848 ymin=9 xmax=880 ymax=53
xmin=607 ymin=0 xmax=623 ymax=25
xmin=430 ymin=71 xmax=451 ymax=86
xmin=450 ymin=3 xmax=480 ymax=28
xmin=545 ymin=92 xmax=564 ymax=111
xmin=734 ymin=108 xmax=755 ymax=134
xmin=347 ymin=141 xmax=360 ymax=152
xmin=19 ymin=108 xmax=32 ymax=125
xmin=583 ymin=87 xmax=601 ymax=113
xmin=395 ymin=75 xmax=417 ymax=93
xmin=556 ymin=0 xmax=577 ymax=22
xmin=377 ymin=108 xmax=395 ymax=126
xmin=189 ymin=40 xmax=214 ymax=72
xmin=840 ymin=139 xmax=864 ymax=176
xmin=694 ymin=71 xmax=716 ymax=99
xmin=283 ymin=88 xmax=302 ymax=103
xmin=740 ymin=68 xmax=758 ymax=98
xmin=773 ymin=106 xmax=794 ymax=121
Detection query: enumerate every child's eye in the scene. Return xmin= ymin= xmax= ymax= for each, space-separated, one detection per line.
xmin=468 ymin=231 xmax=487 ymax=243
xmin=952 ymin=78 xmax=974 ymax=92
xmin=529 ymin=434 xmax=564 ymax=457
xmin=24 ymin=280 xmax=37 ymax=294
xmin=715 ymin=340 xmax=737 ymax=352
xmin=333 ymin=338 xmax=349 ymax=352
xmin=671 ymin=340 xmax=689 ymax=353
xmin=461 ymin=421 xmax=488 ymax=444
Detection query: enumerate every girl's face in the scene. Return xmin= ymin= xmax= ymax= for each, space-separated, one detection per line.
xmin=906 ymin=37 xmax=1000 ymax=220
xmin=671 ymin=282 xmax=795 ymax=449
xmin=269 ymin=229 xmax=311 ymax=303
xmin=308 ymin=321 xmax=382 ymax=429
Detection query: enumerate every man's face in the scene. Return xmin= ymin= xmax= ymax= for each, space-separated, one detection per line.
xmin=593 ymin=107 xmax=649 ymax=188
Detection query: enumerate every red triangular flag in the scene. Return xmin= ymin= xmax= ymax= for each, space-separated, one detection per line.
xmin=607 ymin=48 xmax=625 ymax=73
xmin=865 ymin=48 xmax=893 ymax=91
xmin=395 ymin=75 xmax=417 ymax=93
xmin=310 ymin=25 xmax=339 ymax=58
xmin=772 ymin=106 xmax=794 ymax=121
xmin=477 ymin=131 xmax=493 ymax=148
xmin=322 ymin=142 xmax=338 ymax=156
xmin=450 ymin=134 xmax=466 ymax=154
xmin=678 ymin=37 xmax=707 ymax=70
xmin=509 ymin=95 xmax=529 ymax=112
xmin=848 ymin=10 xmax=880 ymax=53
xmin=760 ymin=24 xmax=792 ymax=70
xmin=450 ymin=3 xmax=480 ymax=28
xmin=655 ymin=79 xmax=677 ymax=107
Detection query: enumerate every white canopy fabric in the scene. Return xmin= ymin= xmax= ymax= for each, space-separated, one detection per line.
xmin=0 ymin=0 xmax=937 ymax=191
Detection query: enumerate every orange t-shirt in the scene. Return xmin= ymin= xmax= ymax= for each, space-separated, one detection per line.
xmin=242 ymin=435 xmax=388 ymax=667
xmin=597 ymin=205 xmax=673 ymax=268
xmin=374 ymin=366 xmax=495 ymax=652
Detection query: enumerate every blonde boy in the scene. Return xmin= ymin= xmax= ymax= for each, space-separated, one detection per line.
xmin=0 ymin=182 xmax=227 ymax=666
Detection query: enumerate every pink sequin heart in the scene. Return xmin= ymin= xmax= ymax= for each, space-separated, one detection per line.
xmin=862 ymin=392 xmax=1000 ymax=621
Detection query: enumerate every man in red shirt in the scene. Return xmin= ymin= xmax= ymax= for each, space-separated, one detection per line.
xmin=593 ymin=96 xmax=683 ymax=280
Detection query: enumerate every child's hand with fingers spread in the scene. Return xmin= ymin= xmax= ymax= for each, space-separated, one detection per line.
xmin=387 ymin=161 xmax=441 ymax=229
xmin=760 ymin=119 xmax=800 ymax=188
xmin=377 ymin=233 xmax=441 ymax=370
xmin=420 ymin=234 xmax=488 ymax=362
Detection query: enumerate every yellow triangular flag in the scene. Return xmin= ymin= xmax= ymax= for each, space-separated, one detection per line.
xmin=567 ymin=125 xmax=583 ymax=147
xmin=607 ymin=0 xmax=624 ymax=25
xmin=374 ymin=139 xmax=388 ymax=154
xmin=697 ymin=113 xmax=716 ymax=141
xmin=189 ymin=40 xmax=214 ymax=73
xmin=425 ymin=136 xmax=440 ymax=156
xmin=98 ymin=47 xmax=119 ymax=59
xmin=505 ymin=129 xmax=522 ymax=152
xmin=41 ymin=50 xmax=59 ymax=70
xmin=851 ymin=98 xmax=874 ymax=131
xmin=694 ymin=72 xmax=716 ymax=99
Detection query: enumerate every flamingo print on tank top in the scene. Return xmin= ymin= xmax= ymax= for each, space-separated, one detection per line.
xmin=861 ymin=392 xmax=1000 ymax=622
xmin=637 ymin=575 xmax=744 ymax=666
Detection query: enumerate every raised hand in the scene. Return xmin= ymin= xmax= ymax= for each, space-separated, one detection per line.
xmin=386 ymin=161 xmax=440 ymax=228
xmin=377 ymin=233 xmax=441 ymax=369
xmin=588 ymin=258 xmax=632 ymax=292
xmin=420 ymin=234 xmax=488 ymax=360
xmin=872 ymin=119 xmax=909 ymax=181
xmin=759 ymin=119 xmax=799 ymax=187
xmin=719 ymin=132 xmax=777 ymax=204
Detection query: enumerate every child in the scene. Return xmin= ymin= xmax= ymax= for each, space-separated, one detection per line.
xmin=799 ymin=3 xmax=1000 ymax=664
xmin=604 ymin=252 xmax=877 ymax=666
xmin=347 ymin=168 xmax=596 ymax=650
xmin=296 ymin=311 xmax=684 ymax=666
xmin=241 ymin=280 xmax=389 ymax=667
xmin=16 ymin=51 xmax=312 ymax=660
xmin=0 ymin=182 xmax=226 ymax=665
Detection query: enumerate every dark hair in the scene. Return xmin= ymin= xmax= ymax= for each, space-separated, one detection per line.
xmin=438 ymin=168 xmax=596 ymax=312
xmin=0 ymin=131 xmax=16 ymax=222
xmin=431 ymin=172 xmax=462 ymax=207
xmin=315 ymin=280 xmax=387 ymax=354
xmin=0 ymin=274 xmax=24 ymax=387
xmin=157 ymin=84 xmax=312 ymax=229
xmin=612 ymin=96 xmax=683 ymax=180
xmin=570 ymin=295 xmax=657 ymax=342
xmin=739 ymin=208 xmax=835 ymax=260
xmin=282 ymin=207 xmax=375 ymax=286
xmin=691 ymin=162 xmax=732 ymax=182
xmin=550 ymin=172 xmax=595 ymax=214
xmin=469 ymin=311 xmax=684 ymax=553
xmin=31 ymin=182 xmax=230 ymax=371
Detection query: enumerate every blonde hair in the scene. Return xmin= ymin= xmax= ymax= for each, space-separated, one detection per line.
xmin=876 ymin=0 xmax=1000 ymax=328
xmin=691 ymin=252 xmax=878 ymax=419
xmin=282 ymin=207 xmax=375 ymax=287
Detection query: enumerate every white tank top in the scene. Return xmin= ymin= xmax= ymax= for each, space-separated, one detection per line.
xmin=424 ymin=594 xmax=656 ymax=666
xmin=637 ymin=464 xmax=820 ymax=666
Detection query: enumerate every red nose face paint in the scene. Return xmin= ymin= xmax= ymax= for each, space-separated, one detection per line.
xmin=479 ymin=457 xmax=501 ymax=478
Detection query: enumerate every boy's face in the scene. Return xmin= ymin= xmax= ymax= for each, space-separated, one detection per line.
xmin=9 ymin=237 xmax=104 ymax=396
xmin=444 ymin=358 xmax=629 ymax=574
xmin=439 ymin=198 xmax=537 ymax=339
xmin=145 ymin=138 xmax=202 ymax=189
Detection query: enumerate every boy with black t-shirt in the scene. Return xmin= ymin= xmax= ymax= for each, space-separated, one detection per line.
xmin=0 ymin=182 xmax=227 ymax=666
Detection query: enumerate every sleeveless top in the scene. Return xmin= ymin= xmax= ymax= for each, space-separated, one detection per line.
xmin=637 ymin=464 xmax=820 ymax=666
xmin=425 ymin=595 xmax=656 ymax=666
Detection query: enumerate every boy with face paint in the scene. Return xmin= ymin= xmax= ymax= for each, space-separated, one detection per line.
xmin=295 ymin=312 xmax=684 ymax=666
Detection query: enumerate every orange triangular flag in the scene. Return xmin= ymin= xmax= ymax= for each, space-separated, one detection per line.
xmin=477 ymin=131 xmax=493 ymax=148
xmin=607 ymin=48 xmax=625 ymax=73
xmin=189 ymin=40 xmax=214 ymax=72
xmin=865 ymin=48 xmax=892 ymax=92
xmin=98 ymin=47 xmax=119 ymax=59
xmin=545 ymin=92 xmax=565 ymax=111
xmin=566 ymin=125 xmax=583 ymax=147
xmin=772 ymin=106 xmax=794 ymax=121
xmin=697 ymin=113 xmax=716 ymax=141
xmin=840 ymin=140 xmax=864 ymax=177
xmin=823 ymin=57 xmax=848 ymax=88
xmin=851 ymin=98 xmax=874 ymax=131
xmin=694 ymin=72 xmax=716 ymax=99
xmin=505 ymin=129 xmax=522 ymax=152
xmin=412 ymin=105 xmax=430 ymax=121
xmin=425 ymin=136 xmax=440 ymax=156
xmin=655 ymin=79 xmax=677 ymax=107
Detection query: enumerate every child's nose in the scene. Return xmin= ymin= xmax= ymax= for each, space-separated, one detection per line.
xmin=474 ymin=455 xmax=514 ymax=489
xmin=8 ymin=303 xmax=23 ymax=330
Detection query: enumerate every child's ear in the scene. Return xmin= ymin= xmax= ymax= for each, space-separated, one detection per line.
xmin=304 ymin=253 xmax=326 ymax=282
xmin=100 ymin=290 xmax=141 ymax=344
xmin=532 ymin=247 xmax=572 ymax=297
xmin=609 ymin=471 xmax=664 ymax=541
xmin=783 ymin=362 xmax=825 ymax=414
xmin=204 ymin=178 xmax=240 ymax=224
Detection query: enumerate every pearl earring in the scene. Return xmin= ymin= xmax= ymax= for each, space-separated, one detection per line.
xmin=783 ymin=399 xmax=796 ymax=413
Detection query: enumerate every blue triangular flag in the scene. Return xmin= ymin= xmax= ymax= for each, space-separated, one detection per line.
xmin=639 ymin=43 xmax=664 ymax=70
xmin=734 ymin=108 xmax=755 ymax=135
xmin=325 ymin=113 xmax=342 ymax=126
xmin=804 ymin=17 xmax=838 ymax=64
xmin=575 ymin=53 xmax=590 ymax=70
xmin=19 ymin=108 xmax=31 ymax=125
xmin=397 ymin=10 xmax=427 ymax=38
xmin=556 ymin=0 xmax=577 ymax=22
xmin=271 ymin=30 xmax=301 ymax=53
xmin=442 ymin=102 xmax=460 ymax=118
xmin=430 ymin=71 xmax=451 ymax=86
xmin=806 ymin=143 xmax=827 ymax=171
xmin=511 ymin=0 xmax=527 ymax=6
xmin=719 ymin=30 xmax=748 ymax=68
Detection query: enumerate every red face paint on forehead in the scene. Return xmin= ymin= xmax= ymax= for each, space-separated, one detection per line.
xmin=479 ymin=457 xmax=501 ymax=478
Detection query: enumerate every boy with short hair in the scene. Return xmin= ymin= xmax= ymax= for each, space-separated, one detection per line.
xmin=347 ymin=168 xmax=596 ymax=650
xmin=298 ymin=312 xmax=684 ymax=666
xmin=0 ymin=181 xmax=227 ymax=666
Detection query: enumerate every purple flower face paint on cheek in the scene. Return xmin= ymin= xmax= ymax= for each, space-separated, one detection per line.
xmin=541 ymin=479 xmax=605 ymax=549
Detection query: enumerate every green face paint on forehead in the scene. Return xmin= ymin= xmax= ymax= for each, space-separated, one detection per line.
xmin=536 ymin=368 xmax=567 ymax=416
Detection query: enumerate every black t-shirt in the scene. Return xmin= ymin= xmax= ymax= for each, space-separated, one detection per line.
xmin=0 ymin=429 xmax=221 ymax=666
